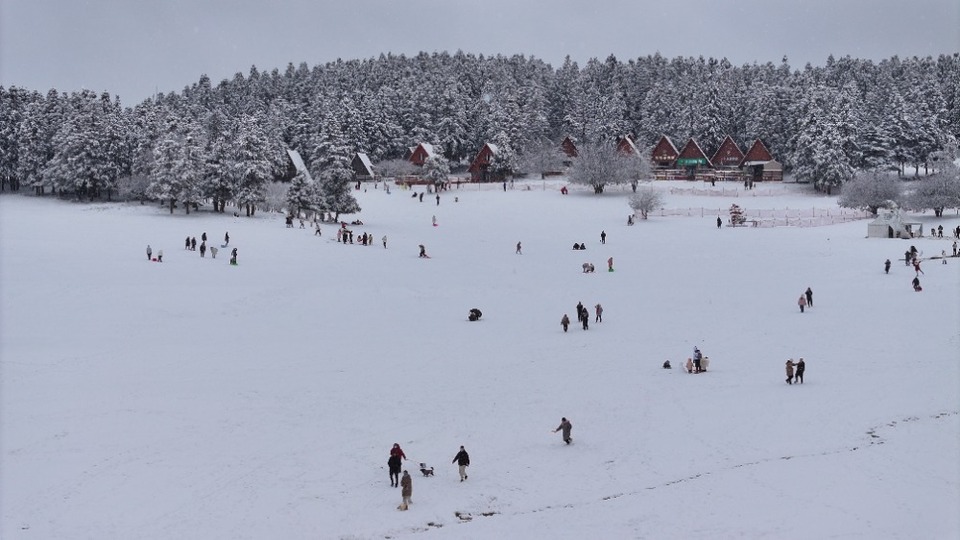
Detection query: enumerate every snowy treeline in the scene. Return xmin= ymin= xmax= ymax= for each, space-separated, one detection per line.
xmin=0 ymin=51 xmax=958 ymax=213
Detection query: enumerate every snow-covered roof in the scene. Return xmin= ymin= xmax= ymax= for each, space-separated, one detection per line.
xmin=420 ymin=143 xmax=436 ymax=158
xmin=485 ymin=142 xmax=499 ymax=155
xmin=356 ymin=152 xmax=374 ymax=174
xmin=286 ymin=148 xmax=313 ymax=182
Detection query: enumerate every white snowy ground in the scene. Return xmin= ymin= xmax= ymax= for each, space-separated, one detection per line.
xmin=1 ymin=180 xmax=958 ymax=540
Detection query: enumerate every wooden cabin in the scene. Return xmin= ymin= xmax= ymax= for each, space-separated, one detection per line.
xmin=676 ymin=139 xmax=713 ymax=179
xmin=711 ymin=136 xmax=745 ymax=169
xmin=468 ymin=143 xmax=503 ymax=182
xmin=616 ymin=134 xmax=640 ymax=157
xmin=651 ymin=135 xmax=680 ymax=168
xmin=408 ymin=142 xmax=436 ymax=167
xmin=561 ymin=136 xmax=579 ymax=158
xmin=351 ymin=152 xmax=375 ymax=180
xmin=739 ymin=139 xmax=782 ymax=182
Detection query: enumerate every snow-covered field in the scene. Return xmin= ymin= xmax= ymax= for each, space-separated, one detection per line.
xmin=1 ymin=180 xmax=958 ymax=540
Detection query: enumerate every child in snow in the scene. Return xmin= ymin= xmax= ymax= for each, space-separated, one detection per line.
xmin=785 ymin=359 xmax=796 ymax=384
xmin=685 ymin=358 xmax=694 ymax=373
xmin=554 ymin=417 xmax=573 ymax=444
xmin=798 ymin=294 xmax=807 ymax=313
xmin=561 ymin=314 xmax=570 ymax=332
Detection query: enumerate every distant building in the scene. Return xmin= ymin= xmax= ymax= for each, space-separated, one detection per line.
xmin=740 ymin=139 xmax=783 ymax=182
xmin=408 ymin=143 xmax=436 ymax=167
xmin=352 ymin=152 xmax=375 ymax=180
xmin=616 ymin=134 xmax=640 ymax=157
xmin=651 ymin=135 xmax=680 ymax=168
xmin=711 ymin=136 xmax=745 ymax=169
xmin=286 ymin=148 xmax=313 ymax=182
xmin=676 ymin=139 xmax=713 ymax=179
xmin=468 ymin=142 xmax=502 ymax=182
xmin=561 ymin=136 xmax=579 ymax=158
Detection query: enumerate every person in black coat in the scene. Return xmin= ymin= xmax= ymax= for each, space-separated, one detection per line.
xmin=388 ymin=453 xmax=403 ymax=487
xmin=452 ymin=446 xmax=470 ymax=481
xmin=795 ymin=358 xmax=806 ymax=384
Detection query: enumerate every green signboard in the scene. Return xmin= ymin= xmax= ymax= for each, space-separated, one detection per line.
xmin=676 ymin=157 xmax=707 ymax=166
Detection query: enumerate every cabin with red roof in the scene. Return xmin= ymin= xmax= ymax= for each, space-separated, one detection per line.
xmin=675 ymin=139 xmax=713 ymax=179
xmin=739 ymin=139 xmax=782 ymax=182
xmin=616 ymin=134 xmax=640 ymax=157
xmin=651 ymin=135 xmax=680 ymax=168
xmin=468 ymin=143 xmax=503 ymax=182
xmin=711 ymin=136 xmax=745 ymax=168
xmin=408 ymin=142 xmax=436 ymax=167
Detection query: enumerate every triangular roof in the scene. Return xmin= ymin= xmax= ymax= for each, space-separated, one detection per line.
xmin=711 ymin=136 xmax=745 ymax=167
xmin=676 ymin=139 xmax=713 ymax=167
xmin=617 ymin=135 xmax=639 ymax=156
xmin=286 ymin=148 xmax=313 ymax=182
xmin=740 ymin=139 xmax=774 ymax=166
xmin=561 ymin=136 xmax=578 ymax=157
xmin=352 ymin=152 xmax=374 ymax=176
xmin=468 ymin=142 xmax=499 ymax=173
xmin=409 ymin=142 xmax=437 ymax=166
xmin=651 ymin=135 xmax=679 ymax=163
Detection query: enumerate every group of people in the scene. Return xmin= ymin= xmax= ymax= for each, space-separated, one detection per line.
xmin=147 ymin=231 xmax=231 ymax=264
xmin=785 ymin=358 xmax=806 ymax=384
xmin=680 ymin=346 xmax=710 ymax=373
xmin=561 ymin=301 xmax=602 ymax=331
xmin=387 ymin=443 xmax=472 ymax=511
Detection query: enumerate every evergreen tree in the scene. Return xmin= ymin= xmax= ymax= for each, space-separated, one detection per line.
xmin=309 ymin=108 xmax=360 ymax=219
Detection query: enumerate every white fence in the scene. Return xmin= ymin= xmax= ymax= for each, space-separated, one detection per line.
xmin=655 ymin=207 xmax=871 ymax=227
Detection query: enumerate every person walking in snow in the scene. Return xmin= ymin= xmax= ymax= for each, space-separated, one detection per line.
xmin=685 ymin=358 xmax=694 ymax=373
xmin=418 ymin=244 xmax=428 ymax=258
xmin=388 ymin=453 xmax=403 ymax=487
xmin=580 ymin=309 xmax=589 ymax=330
xmin=884 ymin=259 xmax=891 ymax=274
xmin=561 ymin=314 xmax=570 ymax=332
xmin=382 ymin=235 xmax=387 ymax=249
xmin=200 ymin=241 xmax=206 ymax=258
xmin=795 ymin=358 xmax=806 ymax=384
xmin=436 ymin=194 xmax=440 ymax=206
xmin=157 ymin=249 xmax=163 ymax=262
xmin=600 ymin=230 xmax=607 ymax=244
xmin=554 ymin=417 xmax=573 ymax=444
xmin=516 ymin=241 xmax=522 ymax=254
xmin=146 ymin=245 xmax=152 ymax=260
xmin=805 ymin=287 xmax=813 ymax=307
xmin=201 ymin=232 xmax=207 ymax=242
xmin=190 ymin=237 xmax=197 ymax=251
xmin=913 ymin=259 xmax=924 ymax=276
xmin=717 ymin=216 xmax=722 ymax=229
xmin=210 ymin=246 xmax=217 ymax=259
xmin=953 ymin=241 xmax=958 ymax=257
xmin=224 ymin=231 xmax=230 ymax=246
xmin=785 ymin=359 xmax=796 ymax=384
xmin=595 ymin=303 xmax=603 ymax=323
xmin=576 ymin=301 xmax=585 ymax=321
xmin=419 ymin=192 xmax=424 ymax=202
xmin=432 ymin=215 xmax=437 ymax=227
xmin=452 ymin=445 xmax=470 ymax=481
xmin=798 ymin=294 xmax=807 ymax=313
xmin=185 ymin=236 xmax=191 ymax=250
xmin=398 ymin=470 xmax=412 ymax=510
xmin=693 ymin=347 xmax=703 ymax=373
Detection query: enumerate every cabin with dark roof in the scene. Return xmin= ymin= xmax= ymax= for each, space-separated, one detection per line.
xmin=740 ymin=139 xmax=782 ymax=182
xmin=561 ymin=136 xmax=579 ymax=158
xmin=651 ymin=135 xmax=680 ymax=168
xmin=711 ymin=136 xmax=745 ymax=169
xmin=352 ymin=152 xmax=375 ymax=180
xmin=468 ymin=143 xmax=503 ymax=182
xmin=676 ymin=139 xmax=713 ymax=179
xmin=616 ymin=134 xmax=640 ymax=157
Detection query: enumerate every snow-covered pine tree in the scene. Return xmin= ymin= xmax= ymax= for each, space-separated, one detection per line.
xmin=232 ymin=114 xmax=272 ymax=216
xmin=906 ymin=145 xmax=960 ymax=216
xmin=422 ymin=154 xmax=450 ymax=188
xmin=309 ymin=108 xmax=359 ymax=220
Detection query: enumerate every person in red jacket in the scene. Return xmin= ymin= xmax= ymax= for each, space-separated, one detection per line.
xmin=388 ymin=443 xmax=406 ymax=487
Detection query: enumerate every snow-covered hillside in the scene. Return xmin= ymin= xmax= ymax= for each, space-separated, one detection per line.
xmin=1 ymin=181 xmax=958 ymax=539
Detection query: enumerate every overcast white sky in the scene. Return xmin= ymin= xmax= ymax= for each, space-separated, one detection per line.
xmin=1 ymin=0 xmax=958 ymax=105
